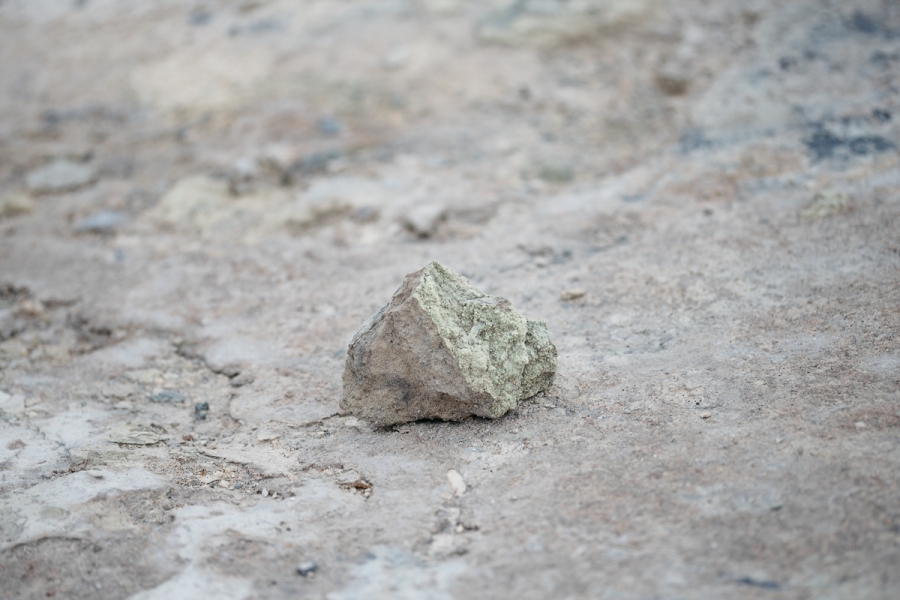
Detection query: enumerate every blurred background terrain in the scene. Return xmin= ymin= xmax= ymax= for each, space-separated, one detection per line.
xmin=1 ymin=0 xmax=899 ymax=598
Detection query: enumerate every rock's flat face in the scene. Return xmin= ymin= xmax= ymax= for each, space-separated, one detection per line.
xmin=341 ymin=262 xmax=556 ymax=424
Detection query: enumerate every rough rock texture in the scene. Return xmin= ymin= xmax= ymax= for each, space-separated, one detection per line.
xmin=341 ymin=262 xmax=556 ymax=424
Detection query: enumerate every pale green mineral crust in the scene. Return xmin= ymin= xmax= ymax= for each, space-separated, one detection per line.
xmin=416 ymin=262 xmax=534 ymax=417
xmin=340 ymin=261 xmax=557 ymax=424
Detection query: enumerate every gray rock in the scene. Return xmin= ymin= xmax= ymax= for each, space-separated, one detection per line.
xmin=74 ymin=210 xmax=129 ymax=233
xmin=403 ymin=203 xmax=446 ymax=237
xmin=296 ymin=561 xmax=318 ymax=576
xmin=195 ymin=401 xmax=209 ymax=420
xmin=340 ymin=261 xmax=557 ymax=425
xmin=26 ymin=159 xmax=97 ymax=194
xmin=148 ymin=390 xmax=186 ymax=403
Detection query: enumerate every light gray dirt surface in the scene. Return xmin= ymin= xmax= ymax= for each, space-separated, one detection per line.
xmin=1 ymin=1 xmax=899 ymax=599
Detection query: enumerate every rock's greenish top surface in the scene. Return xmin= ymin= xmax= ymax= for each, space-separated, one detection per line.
xmin=340 ymin=261 xmax=557 ymax=424
xmin=413 ymin=262 xmax=530 ymax=417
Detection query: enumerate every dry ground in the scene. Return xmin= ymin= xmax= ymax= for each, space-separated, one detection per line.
xmin=1 ymin=1 xmax=899 ymax=598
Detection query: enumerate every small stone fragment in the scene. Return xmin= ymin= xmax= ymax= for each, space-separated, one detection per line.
xmin=296 ymin=560 xmax=317 ymax=576
xmin=200 ymin=471 xmax=224 ymax=484
xmin=560 ymin=289 xmax=586 ymax=301
xmin=195 ymin=401 xmax=210 ymax=420
xmin=16 ymin=299 xmax=45 ymax=318
xmin=447 ymin=469 xmax=466 ymax=497
xmin=74 ymin=210 xmax=129 ymax=233
xmin=108 ymin=427 xmax=164 ymax=445
xmin=0 ymin=191 xmax=34 ymax=218
xmin=26 ymin=159 xmax=97 ymax=194
xmin=257 ymin=430 xmax=280 ymax=442
xmin=341 ymin=261 xmax=557 ymax=425
xmin=148 ymin=390 xmax=186 ymax=403
xmin=403 ymin=203 xmax=446 ymax=237
xmin=802 ymin=190 xmax=849 ymax=218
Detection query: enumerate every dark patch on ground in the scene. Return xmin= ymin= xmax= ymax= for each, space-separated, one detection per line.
xmin=736 ymin=576 xmax=782 ymax=590
xmin=805 ymin=128 xmax=895 ymax=161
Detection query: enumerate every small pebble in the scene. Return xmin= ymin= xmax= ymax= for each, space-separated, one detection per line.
xmin=560 ymin=289 xmax=587 ymax=301
xmin=296 ymin=561 xmax=317 ymax=576
xmin=86 ymin=470 xmax=104 ymax=479
xmin=26 ymin=159 xmax=96 ymax=193
xmin=403 ymin=203 xmax=446 ymax=238
xmin=195 ymin=402 xmax=209 ymax=420
xmin=0 ymin=191 xmax=34 ymax=218
xmin=74 ymin=210 xmax=128 ymax=233
xmin=700 ymin=412 xmax=712 ymax=419
xmin=447 ymin=469 xmax=466 ymax=497
xmin=257 ymin=430 xmax=280 ymax=442
xmin=149 ymin=390 xmax=186 ymax=404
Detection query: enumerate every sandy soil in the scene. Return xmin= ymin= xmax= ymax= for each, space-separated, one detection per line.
xmin=1 ymin=1 xmax=899 ymax=598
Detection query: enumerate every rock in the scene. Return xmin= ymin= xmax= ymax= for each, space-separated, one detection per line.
xmin=107 ymin=427 xmax=165 ymax=445
xmin=296 ymin=560 xmax=317 ymax=576
xmin=477 ymin=0 xmax=660 ymax=47
xmin=802 ymin=190 xmax=849 ymax=218
xmin=256 ymin=430 xmax=279 ymax=442
xmin=148 ymin=390 xmax=186 ymax=403
xmin=0 ymin=191 xmax=34 ymax=218
xmin=446 ymin=469 xmax=466 ymax=496
xmin=74 ymin=210 xmax=129 ymax=233
xmin=340 ymin=261 xmax=557 ymax=425
xmin=403 ymin=203 xmax=446 ymax=237
xmin=560 ymin=289 xmax=586 ymax=301
xmin=195 ymin=401 xmax=210 ymax=420
xmin=26 ymin=159 xmax=96 ymax=194
xmin=200 ymin=471 xmax=223 ymax=484
xmin=16 ymin=299 xmax=45 ymax=317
